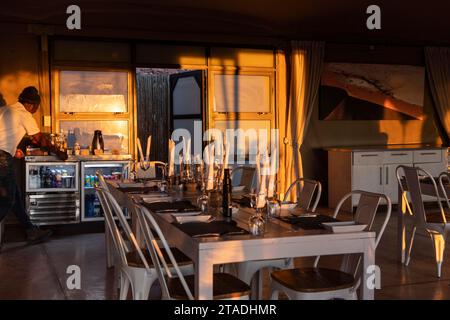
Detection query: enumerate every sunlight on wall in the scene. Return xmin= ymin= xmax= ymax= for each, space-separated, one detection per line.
xmin=0 ymin=72 xmax=38 ymax=105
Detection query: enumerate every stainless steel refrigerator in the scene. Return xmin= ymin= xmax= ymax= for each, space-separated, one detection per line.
xmin=80 ymin=161 xmax=130 ymax=222
xmin=25 ymin=159 xmax=80 ymax=225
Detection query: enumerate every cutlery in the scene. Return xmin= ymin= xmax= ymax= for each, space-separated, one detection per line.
xmin=192 ymin=233 xmax=221 ymax=238
xmin=192 ymin=230 xmax=247 ymax=238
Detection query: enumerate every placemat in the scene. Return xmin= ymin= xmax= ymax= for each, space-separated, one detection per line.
xmin=232 ymin=195 xmax=252 ymax=208
xmin=117 ymin=186 xmax=160 ymax=193
xmin=142 ymin=200 xmax=199 ymax=213
xmin=174 ymin=220 xmax=249 ymax=237
xmin=277 ymin=214 xmax=339 ymax=230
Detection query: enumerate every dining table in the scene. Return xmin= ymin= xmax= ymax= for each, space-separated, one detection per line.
xmin=107 ymin=181 xmax=376 ymax=300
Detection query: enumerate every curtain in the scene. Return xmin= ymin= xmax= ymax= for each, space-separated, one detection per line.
xmin=425 ymin=47 xmax=450 ymax=144
xmin=281 ymin=41 xmax=324 ymax=199
xmin=136 ymin=72 xmax=170 ymax=161
xmin=37 ymin=34 xmax=51 ymax=132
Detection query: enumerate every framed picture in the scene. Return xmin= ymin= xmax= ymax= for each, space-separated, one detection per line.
xmin=319 ymin=63 xmax=425 ymax=120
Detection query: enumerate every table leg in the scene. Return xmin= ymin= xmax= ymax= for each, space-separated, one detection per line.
xmin=361 ymin=237 xmax=376 ymax=300
xmin=195 ymin=252 xmax=214 ymax=300
xmin=397 ymin=185 xmax=406 ymax=264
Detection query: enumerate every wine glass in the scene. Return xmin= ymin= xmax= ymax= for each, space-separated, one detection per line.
xmin=249 ymin=188 xmax=257 ymax=209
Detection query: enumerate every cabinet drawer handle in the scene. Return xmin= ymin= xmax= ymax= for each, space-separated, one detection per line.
xmin=386 ymin=166 xmax=389 ymax=184
xmin=391 ymin=153 xmax=408 ymax=156
xmin=361 ymin=154 xmax=379 ymax=157
xmin=380 ymin=167 xmax=382 ymax=185
xmin=420 ymin=152 xmax=437 ymax=155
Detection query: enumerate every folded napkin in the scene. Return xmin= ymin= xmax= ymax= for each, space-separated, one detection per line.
xmin=143 ymin=200 xmax=199 ymax=213
xmin=277 ymin=214 xmax=339 ymax=230
xmin=174 ymin=220 xmax=249 ymax=237
xmin=117 ymin=186 xmax=159 ymax=193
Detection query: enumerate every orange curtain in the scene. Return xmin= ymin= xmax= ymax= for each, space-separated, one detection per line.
xmin=425 ymin=47 xmax=450 ymax=144
xmin=281 ymin=41 xmax=324 ymax=200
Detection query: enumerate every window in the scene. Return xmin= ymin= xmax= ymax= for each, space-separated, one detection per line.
xmin=53 ymin=68 xmax=133 ymax=155
xmin=208 ymin=69 xmax=275 ymax=160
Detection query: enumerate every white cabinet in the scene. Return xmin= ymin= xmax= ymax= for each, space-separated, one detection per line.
xmin=328 ymin=147 xmax=448 ymax=211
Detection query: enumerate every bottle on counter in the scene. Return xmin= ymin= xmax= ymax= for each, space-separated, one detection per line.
xmin=67 ymin=130 xmax=76 ymax=149
xmin=221 ymin=168 xmax=233 ymax=219
xmin=74 ymin=143 xmax=81 ymax=156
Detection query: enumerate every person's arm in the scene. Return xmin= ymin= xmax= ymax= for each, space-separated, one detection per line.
xmin=30 ymin=133 xmax=68 ymax=160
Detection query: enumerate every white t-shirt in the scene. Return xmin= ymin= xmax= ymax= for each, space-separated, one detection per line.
xmin=0 ymin=102 xmax=40 ymax=156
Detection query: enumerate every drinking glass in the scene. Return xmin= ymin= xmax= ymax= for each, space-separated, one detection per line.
xmin=248 ymin=211 xmax=265 ymax=236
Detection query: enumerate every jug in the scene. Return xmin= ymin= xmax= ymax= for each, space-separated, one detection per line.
xmin=91 ymin=130 xmax=104 ymax=155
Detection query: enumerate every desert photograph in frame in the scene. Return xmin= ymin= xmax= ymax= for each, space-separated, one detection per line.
xmin=319 ymin=63 xmax=425 ymax=120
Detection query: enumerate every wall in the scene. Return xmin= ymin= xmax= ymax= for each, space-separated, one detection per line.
xmin=301 ymin=43 xmax=443 ymax=200
xmin=0 ymin=34 xmax=43 ymax=127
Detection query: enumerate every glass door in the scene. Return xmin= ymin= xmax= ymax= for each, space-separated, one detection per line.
xmin=26 ymin=162 xmax=79 ymax=192
xmin=81 ymin=161 xmax=129 ymax=221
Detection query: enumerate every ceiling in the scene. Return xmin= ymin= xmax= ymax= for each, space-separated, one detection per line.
xmin=1 ymin=0 xmax=449 ymax=46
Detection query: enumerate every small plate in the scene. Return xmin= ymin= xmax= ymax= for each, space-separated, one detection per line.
xmin=118 ymin=182 xmax=145 ymax=188
xmin=175 ymin=215 xmax=211 ymax=224
xmin=321 ymin=221 xmax=367 ymax=233
xmin=280 ymin=202 xmax=297 ymax=210
xmin=232 ymin=185 xmax=246 ymax=192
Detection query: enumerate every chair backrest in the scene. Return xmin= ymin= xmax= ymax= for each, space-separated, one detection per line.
xmin=95 ymin=187 xmax=128 ymax=266
xmin=331 ymin=190 xmax=391 ymax=278
xmin=396 ymin=165 xmax=446 ymax=227
xmin=96 ymin=173 xmax=151 ymax=271
xmin=230 ymin=166 xmax=256 ymax=191
xmin=283 ymin=178 xmax=322 ymax=211
xmin=136 ymin=161 xmax=168 ymax=180
xmin=439 ymin=171 xmax=450 ymax=211
xmin=97 ymin=171 xmax=110 ymax=191
xmin=133 ymin=203 xmax=194 ymax=300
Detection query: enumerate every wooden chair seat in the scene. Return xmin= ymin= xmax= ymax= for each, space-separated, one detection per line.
xmin=167 ymin=273 xmax=251 ymax=300
xmin=271 ymin=267 xmax=356 ymax=293
xmin=126 ymin=247 xmax=192 ymax=268
xmin=425 ymin=209 xmax=450 ymax=224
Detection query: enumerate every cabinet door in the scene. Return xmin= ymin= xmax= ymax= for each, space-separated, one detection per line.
xmin=414 ymin=162 xmax=447 ymax=177
xmin=352 ymin=165 xmax=383 ymax=206
xmin=383 ymin=163 xmax=412 ymax=205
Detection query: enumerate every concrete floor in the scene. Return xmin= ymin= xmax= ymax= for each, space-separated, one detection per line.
xmin=1 ymin=211 xmax=450 ymax=300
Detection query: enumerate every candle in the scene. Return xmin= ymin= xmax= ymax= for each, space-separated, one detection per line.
xmin=255 ymin=152 xmax=261 ymax=191
xmin=185 ymin=137 xmax=191 ymax=164
xmin=268 ymin=147 xmax=277 ymax=198
xmin=206 ymin=143 xmax=215 ymax=190
xmin=145 ymin=135 xmax=152 ymax=161
xmin=137 ymin=138 xmax=145 ymax=162
xmin=168 ymin=139 xmax=175 ymax=177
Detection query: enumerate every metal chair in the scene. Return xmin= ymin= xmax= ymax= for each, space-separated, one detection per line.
xmin=270 ymin=190 xmax=391 ymax=300
xmin=96 ymin=184 xmax=193 ymax=300
xmin=396 ymin=165 xmax=450 ymax=277
xmin=230 ymin=166 xmax=256 ymax=191
xmin=283 ymin=178 xmax=322 ymax=212
xmin=136 ymin=161 xmax=168 ymax=180
xmin=134 ymin=203 xmax=251 ymax=300
xmin=235 ymin=178 xmax=322 ymax=299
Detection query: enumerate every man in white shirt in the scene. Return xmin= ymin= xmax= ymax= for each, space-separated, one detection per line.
xmin=0 ymin=87 xmax=66 ymax=245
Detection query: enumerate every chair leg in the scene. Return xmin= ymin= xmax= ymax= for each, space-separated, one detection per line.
xmin=131 ymin=271 xmax=157 ymax=300
xmin=405 ymin=226 xmax=417 ymax=266
xmin=430 ymin=233 xmax=445 ymax=278
xmin=119 ymin=272 xmax=130 ymax=300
